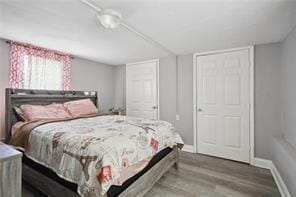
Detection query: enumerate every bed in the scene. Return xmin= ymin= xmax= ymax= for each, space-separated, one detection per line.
xmin=5 ymin=88 xmax=183 ymax=197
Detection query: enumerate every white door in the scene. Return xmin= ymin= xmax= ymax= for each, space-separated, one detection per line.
xmin=196 ymin=49 xmax=250 ymax=163
xmin=126 ymin=59 xmax=159 ymax=119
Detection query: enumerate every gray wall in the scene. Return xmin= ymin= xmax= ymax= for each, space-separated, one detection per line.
xmin=281 ymin=27 xmax=296 ymax=148
xmin=159 ymin=55 xmax=193 ymax=145
xmin=114 ymin=65 xmax=126 ymax=109
xmin=71 ymin=58 xmax=115 ymax=112
xmin=175 ymin=55 xmax=194 ymax=145
xmin=254 ymin=27 xmax=296 ymax=196
xmin=273 ymin=26 xmax=296 ymax=196
xmin=254 ymin=43 xmax=281 ymax=159
xmin=0 ymin=39 xmax=117 ymax=138
xmin=159 ymin=57 xmax=177 ymax=126
xmin=272 ymin=136 xmax=296 ymax=196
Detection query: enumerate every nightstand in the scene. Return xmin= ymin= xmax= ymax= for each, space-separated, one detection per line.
xmin=0 ymin=142 xmax=22 ymax=197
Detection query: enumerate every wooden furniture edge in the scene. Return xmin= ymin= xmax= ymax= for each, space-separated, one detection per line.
xmin=119 ymin=146 xmax=179 ymax=197
xmin=0 ymin=142 xmax=23 ymax=197
xmin=22 ymin=163 xmax=80 ymax=197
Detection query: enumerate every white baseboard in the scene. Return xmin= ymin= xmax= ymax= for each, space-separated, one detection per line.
xmin=254 ymin=157 xmax=291 ymax=197
xmin=270 ymin=163 xmax=291 ymax=197
xmin=182 ymin=144 xmax=195 ymax=153
xmin=254 ymin=157 xmax=273 ymax=169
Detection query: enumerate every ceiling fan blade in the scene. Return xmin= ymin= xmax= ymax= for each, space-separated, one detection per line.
xmin=80 ymin=0 xmax=102 ymax=12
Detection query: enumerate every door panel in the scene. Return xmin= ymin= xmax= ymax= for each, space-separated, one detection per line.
xmin=201 ymin=114 xmax=217 ymax=145
xmin=126 ymin=60 xmax=159 ymax=119
xmin=224 ymin=116 xmax=241 ymax=148
xmin=202 ymin=75 xmax=216 ymax=104
xmin=224 ymin=74 xmax=241 ymax=105
xmin=131 ymin=80 xmax=141 ymax=102
xmin=196 ymin=49 xmax=250 ymax=163
xmin=143 ymin=80 xmax=153 ymax=102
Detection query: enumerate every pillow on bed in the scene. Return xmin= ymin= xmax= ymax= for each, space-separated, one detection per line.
xmin=20 ymin=103 xmax=71 ymax=121
xmin=63 ymin=99 xmax=98 ymax=117
xmin=14 ymin=106 xmax=27 ymax=121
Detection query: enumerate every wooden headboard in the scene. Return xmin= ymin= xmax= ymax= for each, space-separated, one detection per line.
xmin=5 ymin=88 xmax=98 ymax=143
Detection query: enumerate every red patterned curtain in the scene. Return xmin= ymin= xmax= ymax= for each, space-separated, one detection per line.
xmin=9 ymin=42 xmax=71 ymax=90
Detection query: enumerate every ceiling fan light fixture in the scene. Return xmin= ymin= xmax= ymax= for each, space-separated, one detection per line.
xmin=97 ymin=9 xmax=123 ymax=29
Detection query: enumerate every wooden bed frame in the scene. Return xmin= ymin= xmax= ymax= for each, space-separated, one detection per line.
xmin=5 ymin=88 xmax=179 ymax=197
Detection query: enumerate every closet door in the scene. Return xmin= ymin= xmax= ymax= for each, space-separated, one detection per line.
xmin=196 ymin=49 xmax=250 ymax=163
xmin=126 ymin=59 xmax=159 ymax=119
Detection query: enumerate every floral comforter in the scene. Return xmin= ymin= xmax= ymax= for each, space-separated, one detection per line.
xmin=12 ymin=115 xmax=183 ymax=196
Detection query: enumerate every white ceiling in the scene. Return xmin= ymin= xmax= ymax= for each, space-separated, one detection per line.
xmin=0 ymin=0 xmax=296 ymax=65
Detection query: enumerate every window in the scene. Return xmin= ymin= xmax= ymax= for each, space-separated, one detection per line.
xmin=9 ymin=42 xmax=70 ymax=90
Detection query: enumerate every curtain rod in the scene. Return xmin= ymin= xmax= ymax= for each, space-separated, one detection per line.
xmin=4 ymin=40 xmax=75 ymax=59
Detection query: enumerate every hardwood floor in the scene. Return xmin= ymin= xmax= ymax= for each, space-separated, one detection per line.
xmin=22 ymin=151 xmax=280 ymax=197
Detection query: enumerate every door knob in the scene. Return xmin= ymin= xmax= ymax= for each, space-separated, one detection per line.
xmin=152 ymin=106 xmax=158 ymax=109
xmin=197 ymin=108 xmax=203 ymax=112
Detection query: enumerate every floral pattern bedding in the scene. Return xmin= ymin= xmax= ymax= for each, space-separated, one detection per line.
xmin=21 ymin=115 xmax=183 ymax=196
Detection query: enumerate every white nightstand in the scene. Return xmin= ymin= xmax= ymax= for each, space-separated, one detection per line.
xmin=0 ymin=142 xmax=22 ymax=197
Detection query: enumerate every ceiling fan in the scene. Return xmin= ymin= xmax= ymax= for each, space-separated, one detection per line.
xmin=80 ymin=0 xmax=176 ymax=55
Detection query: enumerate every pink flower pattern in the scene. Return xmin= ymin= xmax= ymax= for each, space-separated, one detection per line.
xmin=97 ymin=165 xmax=112 ymax=185
xmin=150 ymin=137 xmax=159 ymax=151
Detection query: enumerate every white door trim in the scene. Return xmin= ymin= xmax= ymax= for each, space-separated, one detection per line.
xmin=193 ymin=46 xmax=254 ymax=164
xmin=126 ymin=59 xmax=160 ymax=120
